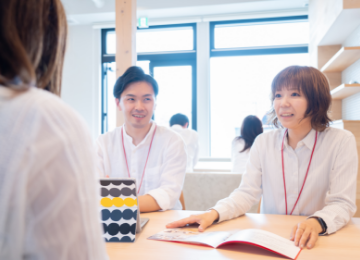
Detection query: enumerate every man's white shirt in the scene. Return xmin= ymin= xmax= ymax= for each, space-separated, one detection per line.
xmin=171 ymin=125 xmax=199 ymax=172
xmin=96 ymin=123 xmax=187 ymax=210
xmin=213 ymin=127 xmax=358 ymax=234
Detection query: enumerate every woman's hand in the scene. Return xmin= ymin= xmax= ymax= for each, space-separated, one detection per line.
xmin=290 ymin=218 xmax=323 ymax=249
xmin=166 ymin=209 xmax=219 ymax=232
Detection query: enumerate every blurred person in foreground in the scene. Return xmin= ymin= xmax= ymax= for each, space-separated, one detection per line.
xmin=0 ymin=0 xmax=107 ymax=259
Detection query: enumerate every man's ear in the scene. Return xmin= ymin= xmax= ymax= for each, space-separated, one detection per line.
xmin=184 ymin=122 xmax=189 ymax=128
xmin=115 ymin=98 xmax=122 ymax=111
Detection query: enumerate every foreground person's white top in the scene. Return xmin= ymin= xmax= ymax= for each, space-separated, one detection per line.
xmin=171 ymin=125 xmax=199 ymax=172
xmin=96 ymin=123 xmax=187 ymax=210
xmin=231 ymin=138 xmax=250 ymax=173
xmin=213 ymin=127 xmax=358 ymax=234
xmin=0 ymin=86 xmax=107 ymax=260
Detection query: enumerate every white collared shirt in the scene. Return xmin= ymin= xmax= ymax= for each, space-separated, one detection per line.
xmin=213 ymin=127 xmax=358 ymax=234
xmin=96 ymin=123 xmax=187 ymax=210
xmin=231 ymin=137 xmax=250 ymax=173
xmin=0 ymin=86 xmax=107 ymax=260
xmin=170 ymin=125 xmax=199 ymax=172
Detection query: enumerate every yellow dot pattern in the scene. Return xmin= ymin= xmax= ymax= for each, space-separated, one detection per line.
xmin=100 ymin=197 xmax=137 ymax=207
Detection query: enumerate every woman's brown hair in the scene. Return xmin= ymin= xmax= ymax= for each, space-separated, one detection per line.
xmin=267 ymin=66 xmax=332 ymax=132
xmin=0 ymin=0 xmax=67 ymax=96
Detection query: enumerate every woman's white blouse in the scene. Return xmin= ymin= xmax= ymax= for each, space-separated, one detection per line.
xmin=213 ymin=127 xmax=358 ymax=234
xmin=96 ymin=123 xmax=187 ymax=210
xmin=231 ymin=138 xmax=250 ymax=173
xmin=0 ymin=87 xmax=107 ymax=260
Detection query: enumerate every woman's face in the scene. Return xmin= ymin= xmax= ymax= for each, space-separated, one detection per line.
xmin=273 ymin=86 xmax=311 ymax=131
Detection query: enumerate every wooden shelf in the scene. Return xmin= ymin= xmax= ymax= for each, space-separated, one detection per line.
xmin=319 ymin=7 xmax=360 ymax=45
xmin=331 ymin=120 xmax=360 ymax=130
xmin=321 ymin=46 xmax=360 ymax=72
xmin=331 ymin=84 xmax=360 ymax=99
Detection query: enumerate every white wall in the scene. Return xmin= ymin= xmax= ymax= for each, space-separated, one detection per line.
xmin=62 ymin=25 xmax=102 ymax=140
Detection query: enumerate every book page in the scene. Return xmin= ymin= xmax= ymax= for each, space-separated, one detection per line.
xmin=148 ymin=229 xmax=232 ymax=248
xmin=223 ymin=229 xmax=300 ymax=259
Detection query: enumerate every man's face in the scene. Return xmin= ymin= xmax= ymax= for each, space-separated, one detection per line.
xmin=116 ymin=81 xmax=156 ymax=129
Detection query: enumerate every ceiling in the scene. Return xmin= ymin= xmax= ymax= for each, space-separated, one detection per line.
xmin=61 ymin=0 xmax=309 ymax=26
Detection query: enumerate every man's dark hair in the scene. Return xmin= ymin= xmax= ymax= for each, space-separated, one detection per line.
xmin=113 ymin=66 xmax=159 ymax=99
xmin=169 ymin=113 xmax=189 ymax=127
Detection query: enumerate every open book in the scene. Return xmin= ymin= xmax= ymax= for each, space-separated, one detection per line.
xmin=148 ymin=228 xmax=301 ymax=260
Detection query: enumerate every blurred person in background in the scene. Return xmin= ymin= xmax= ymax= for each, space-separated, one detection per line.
xmin=231 ymin=115 xmax=263 ymax=173
xmin=0 ymin=0 xmax=107 ymax=259
xmin=170 ymin=113 xmax=199 ymax=172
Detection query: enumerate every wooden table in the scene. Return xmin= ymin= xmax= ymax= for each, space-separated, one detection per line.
xmin=106 ymin=210 xmax=360 ymax=260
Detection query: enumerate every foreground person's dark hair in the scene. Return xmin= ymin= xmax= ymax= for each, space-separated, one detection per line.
xmin=0 ymin=0 xmax=68 ymax=96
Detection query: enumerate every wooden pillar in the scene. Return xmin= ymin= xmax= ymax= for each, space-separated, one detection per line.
xmin=115 ymin=0 xmax=137 ymax=126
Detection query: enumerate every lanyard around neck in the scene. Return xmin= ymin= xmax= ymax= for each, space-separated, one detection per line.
xmin=121 ymin=125 xmax=157 ymax=194
xmin=281 ymin=129 xmax=318 ymax=215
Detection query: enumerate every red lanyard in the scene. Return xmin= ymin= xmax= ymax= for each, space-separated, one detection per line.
xmin=121 ymin=125 xmax=157 ymax=194
xmin=281 ymin=129 xmax=318 ymax=215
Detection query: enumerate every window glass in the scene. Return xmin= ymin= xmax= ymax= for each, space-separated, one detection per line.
xmin=136 ymin=60 xmax=150 ymax=74
xmin=106 ymin=27 xmax=194 ymax=54
xmin=215 ymin=21 xmax=309 ymax=49
xmin=153 ymin=66 xmax=193 ymax=128
xmin=210 ymin=53 xmax=309 ymax=157
xmin=137 ymin=27 xmax=194 ymax=53
xmin=106 ymin=31 xmax=116 ymax=54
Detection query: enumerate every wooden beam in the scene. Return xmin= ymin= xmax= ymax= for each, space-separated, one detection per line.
xmin=115 ymin=0 xmax=137 ymax=127
xmin=343 ymin=0 xmax=360 ymax=9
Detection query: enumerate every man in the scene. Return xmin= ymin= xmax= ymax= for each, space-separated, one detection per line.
xmin=169 ymin=113 xmax=199 ymax=172
xmin=96 ymin=66 xmax=187 ymax=212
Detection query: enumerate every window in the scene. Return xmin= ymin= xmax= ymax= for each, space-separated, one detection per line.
xmin=209 ymin=16 xmax=309 ymax=157
xmin=214 ymin=21 xmax=309 ymax=49
xmin=101 ymin=24 xmax=197 ymax=133
xmin=137 ymin=27 xmax=194 ymax=53
xmin=101 ymin=17 xmax=309 ymax=159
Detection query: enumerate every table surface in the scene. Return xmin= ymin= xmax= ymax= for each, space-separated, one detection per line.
xmin=106 ymin=210 xmax=360 ymax=260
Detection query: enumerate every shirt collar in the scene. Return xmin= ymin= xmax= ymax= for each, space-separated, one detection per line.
xmin=171 ymin=124 xmax=184 ymax=131
xmin=301 ymin=128 xmax=317 ymax=150
xmin=278 ymin=128 xmax=316 ymax=151
xmin=122 ymin=121 xmax=156 ymax=148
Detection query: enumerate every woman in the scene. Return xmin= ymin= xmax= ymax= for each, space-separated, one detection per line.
xmin=0 ymin=0 xmax=107 ymax=259
xmin=231 ymin=115 xmax=263 ymax=173
xmin=167 ymin=66 xmax=358 ymax=249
